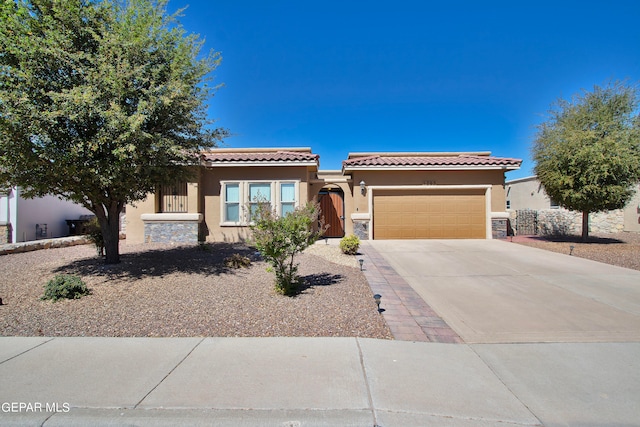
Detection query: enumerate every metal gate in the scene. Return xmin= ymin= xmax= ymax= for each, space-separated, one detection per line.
xmin=515 ymin=210 xmax=538 ymax=235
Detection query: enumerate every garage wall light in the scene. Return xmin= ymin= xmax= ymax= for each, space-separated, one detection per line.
xmin=360 ymin=180 xmax=366 ymax=195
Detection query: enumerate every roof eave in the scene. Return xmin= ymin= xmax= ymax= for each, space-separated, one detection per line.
xmin=346 ymin=151 xmax=493 ymax=159
xmin=343 ymin=165 xmax=521 ymax=172
xmin=204 ymin=160 xmax=319 ymax=168
xmin=203 ymin=147 xmax=313 ymax=154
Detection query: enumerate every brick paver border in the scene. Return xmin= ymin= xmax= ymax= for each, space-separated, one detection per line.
xmin=358 ymin=242 xmax=463 ymax=343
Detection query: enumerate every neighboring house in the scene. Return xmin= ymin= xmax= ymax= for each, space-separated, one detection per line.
xmin=0 ymin=187 xmax=93 ymax=244
xmin=126 ymin=148 xmax=522 ymax=244
xmin=506 ymin=176 xmax=640 ymax=234
xmin=505 ymin=176 xmax=559 ymax=211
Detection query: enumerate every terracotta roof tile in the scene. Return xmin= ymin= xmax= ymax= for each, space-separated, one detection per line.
xmin=202 ymin=150 xmax=319 ymax=164
xmin=343 ymin=155 xmax=521 ymax=168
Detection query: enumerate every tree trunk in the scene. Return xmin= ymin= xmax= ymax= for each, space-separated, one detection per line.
xmin=581 ymin=210 xmax=589 ymax=241
xmin=95 ymin=202 xmax=121 ymax=264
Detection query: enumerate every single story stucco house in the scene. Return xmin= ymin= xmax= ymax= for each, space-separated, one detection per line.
xmin=126 ymin=148 xmax=522 ymax=244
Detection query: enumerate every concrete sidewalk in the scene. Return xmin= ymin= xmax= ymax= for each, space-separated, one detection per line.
xmin=2 ymin=337 xmax=640 ymax=426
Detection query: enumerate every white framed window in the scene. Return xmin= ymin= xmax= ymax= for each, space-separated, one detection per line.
xmin=248 ymin=182 xmax=272 ymax=221
xmin=220 ymin=180 xmax=299 ymax=225
xmin=280 ymin=183 xmax=296 ymax=216
xmin=224 ymin=183 xmax=240 ymax=223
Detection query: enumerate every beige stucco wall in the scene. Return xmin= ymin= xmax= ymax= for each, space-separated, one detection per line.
xmin=126 ymin=195 xmax=156 ymax=244
xmin=126 ymin=169 xmax=201 ymax=245
xmin=349 ymin=169 xmax=508 ymax=214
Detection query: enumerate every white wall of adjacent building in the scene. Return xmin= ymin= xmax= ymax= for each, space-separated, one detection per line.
xmin=0 ymin=187 xmax=92 ymax=243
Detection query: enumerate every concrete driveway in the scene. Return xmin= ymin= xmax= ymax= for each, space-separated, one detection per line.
xmin=368 ymin=239 xmax=640 ymax=344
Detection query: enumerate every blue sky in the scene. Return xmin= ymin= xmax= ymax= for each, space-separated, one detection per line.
xmin=170 ymin=1 xmax=640 ymax=179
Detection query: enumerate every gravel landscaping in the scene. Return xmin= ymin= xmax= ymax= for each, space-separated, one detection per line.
xmin=0 ymin=241 xmax=392 ymax=339
xmin=512 ymin=232 xmax=640 ymax=272
xmin=4 ymin=232 xmax=637 ymax=338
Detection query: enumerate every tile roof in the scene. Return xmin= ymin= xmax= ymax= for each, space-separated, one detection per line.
xmin=202 ymin=150 xmax=319 ymax=164
xmin=343 ymin=154 xmax=522 ymax=169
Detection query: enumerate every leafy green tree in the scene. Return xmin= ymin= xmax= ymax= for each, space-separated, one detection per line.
xmin=0 ymin=0 xmax=225 ymax=263
xmin=532 ymin=81 xmax=640 ymax=240
xmin=251 ymin=201 xmax=324 ymax=296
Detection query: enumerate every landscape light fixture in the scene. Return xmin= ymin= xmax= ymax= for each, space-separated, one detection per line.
xmin=569 ymin=245 xmax=575 ymax=256
xmin=358 ymin=258 xmax=364 ymax=271
xmin=360 ymin=180 xmax=366 ymax=195
xmin=373 ymin=294 xmax=382 ymax=312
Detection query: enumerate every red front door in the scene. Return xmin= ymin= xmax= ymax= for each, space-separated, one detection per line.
xmin=319 ymin=191 xmax=345 ymax=237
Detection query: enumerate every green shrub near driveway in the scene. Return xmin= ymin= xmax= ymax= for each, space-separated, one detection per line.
xmin=340 ymin=234 xmax=360 ymax=255
xmin=41 ymin=275 xmax=91 ymax=302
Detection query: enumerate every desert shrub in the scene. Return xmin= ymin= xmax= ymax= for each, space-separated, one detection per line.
xmin=85 ymin=217 xmax=104 ymax=257
xmin=41 ymin=275 xmax=91 ymax=302
xmin=251 ymin=201 xmax=324 ymax=295
xmin=340 ymin=234 xmax=360 ymax=255
xmin=224 ymin=253 xmax=252 ymax=268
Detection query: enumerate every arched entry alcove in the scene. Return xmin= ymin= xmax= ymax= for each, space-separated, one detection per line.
xmin=318 ymin=185 xmax=345 ymax=238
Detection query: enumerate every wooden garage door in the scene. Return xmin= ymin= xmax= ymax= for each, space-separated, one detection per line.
xmin=373 ymin=189 xmax=486 ymax=239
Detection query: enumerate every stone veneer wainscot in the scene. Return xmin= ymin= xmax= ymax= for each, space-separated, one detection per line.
xmin=0 ymin=223 xmax=9 ymax=244
xmin=140 ymin=213 xmax=203 ymax=244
